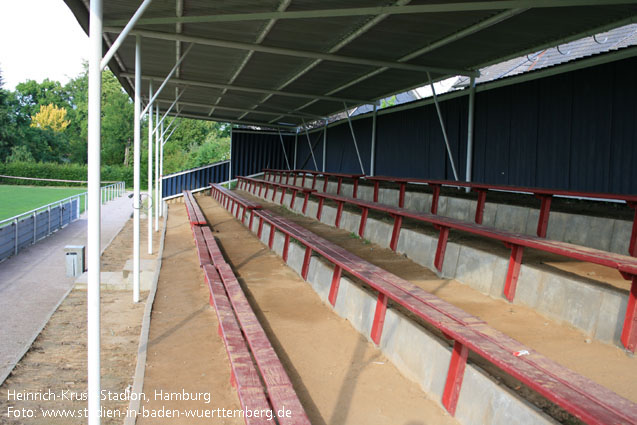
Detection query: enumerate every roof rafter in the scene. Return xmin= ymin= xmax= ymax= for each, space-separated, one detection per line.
xmin=104 ymin=28 xmax=478 ymax=76
xmin=122 ymin=73 xmax=374 ymax=104
xmin=155 ymin=98 xmax=325 ymax=119
xmin=269 ymin=7 xmax=526 ymax=122
xmin=104 ymin=0 xmax=637 ymax=26
xmin=240 ymin=0 xmax=413 ymax=121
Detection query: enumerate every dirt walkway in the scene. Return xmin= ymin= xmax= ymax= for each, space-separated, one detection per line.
xmin=197 ymin=196 xmax=458 ymax=425
xmin=137 ymin=205 xmax=243 ymax=425
xmin=0 ymin=214 xmax=154 ymax=425
xmin=233 ymin=189 xmax=637 ymax=405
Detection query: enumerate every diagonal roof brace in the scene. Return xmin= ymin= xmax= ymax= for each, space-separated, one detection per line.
xmin=105 ymin=0 xmax=637 ymax=26
xmin=155 ymin=99 xmax=325 ymax=120
xmin=101 ymin=0 xmax=154 ymax=70
xmin=105 ymin=28 xmax=478 ymax=77
xmin=122 ymin=73 xmax=375 ymax=104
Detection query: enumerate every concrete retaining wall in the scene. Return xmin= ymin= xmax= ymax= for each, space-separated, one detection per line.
xmin=287 ymin=176 xmax=633 ymax=256
xmin=250 ymin=181 xmax=630 ymax=348
xmin=243 ymin=211 xmax=556 ymax=425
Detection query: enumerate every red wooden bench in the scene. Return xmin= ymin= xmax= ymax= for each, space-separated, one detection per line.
xmin=240 ymin=180 xmax=637 ymax=353
xmin=203 ymin=265 xmax=274 ymax=425
xmin=210 ymin=183 xmax=262 ymax=229
xmin=263 ymin=168 xmax=364 ymax=198
xmin=237 ymin=176 xmax=315 ymax=214
xmin=185 ymin=194 xmax=310 ymax=424
xmin=183 ymin=190 xmax=207 ymax=226
xmin=215 ymin=190 xmax=637 ymax=424
xmin=365 ymin=175 xmax=637 ymax=256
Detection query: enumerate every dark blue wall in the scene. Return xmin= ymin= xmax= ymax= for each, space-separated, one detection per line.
xmin=225 ymin=55 xmax=637 ymax=194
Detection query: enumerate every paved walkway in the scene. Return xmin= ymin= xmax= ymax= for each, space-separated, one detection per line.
xmin=0 ymin=194 xmax=133 ymax=384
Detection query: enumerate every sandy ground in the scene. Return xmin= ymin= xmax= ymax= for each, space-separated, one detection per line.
xmin=137 ymin=205 xmax=244 ymax=425
xmin=0 ymin=216 xmax=156 ymax=425
xmin=233 ymin=190 xmax=637 ymax=406
xmin=197 ymin=196 xmax=458 ymax=425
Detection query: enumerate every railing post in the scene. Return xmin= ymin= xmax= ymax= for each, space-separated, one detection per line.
xmin=14 ymin=218 xmax=18 ymax=256
xmin=48 ymin=205 xmax=51 ymax=235
xmin=33 ymin=211 xmax=37 ymax=244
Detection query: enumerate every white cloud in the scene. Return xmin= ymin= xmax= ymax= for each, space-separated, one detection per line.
xmin=0 ymin=0 xmax=88 ymax=90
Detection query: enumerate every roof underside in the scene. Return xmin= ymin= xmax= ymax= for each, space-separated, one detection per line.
xmin=64 ymin=0 xmax=637 ymax=128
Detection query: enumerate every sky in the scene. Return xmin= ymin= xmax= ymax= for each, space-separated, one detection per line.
xmin=0 ymin=0 xmax=88 ymax=90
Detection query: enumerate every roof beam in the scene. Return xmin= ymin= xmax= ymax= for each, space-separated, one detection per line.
xmin=155 ymin=99 xmax=324 ymax=119
xmin=105 ymin=28 xmax=477 ymax=76
xmin=122 ymin=73 xmax=375 ymax=104
xmin=243 ymin=0 xmax=412 ymax=121
xmin=209 ymin=0 xmax=292 ymax=117
xmin=105 ymin=1 xmax=637 ymax=26
xmin=175 ymin=112 xmax=296 ymax=129
xmin=268 ymin=7 xmax=524 ymax=123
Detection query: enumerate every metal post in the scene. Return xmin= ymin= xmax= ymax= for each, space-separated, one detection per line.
xmin=323 ymin=120 xmax=327 ymax=172
xmin=147 ymin=81 xmax=153 ymax=253
xmin=370 ymin=104 xmax=377 ymax=176
xmin=14 ymin=219 xmax=18 ymax=256
xmin=428 ymin=72 xmax=459 ymax=181
xmin=229 ymin=131 xmax=233 ymax=183
xmin=87 ymin=0 xmax=102 ymax=422
xmin=159 ymin=120 xmax=164 ymax=216
xmin=465 ymin=76 xmax=476 ymax=191
xmin=302 ymin=120 xmax=319 ymax=171
xmin=294 ymin=130 xmax=298 ymax=170
xmin=277 ymin=130 xmax=291 ymax=170
xmin=133 ymin=35 xmax=141 ymax=304
xmin=343 ymin=102 xmax=366 ymax=175
xmin=33 ymin=212 xmax=36 ymax=243
xmin=48 ymin=205 xmax=51 ymax=235
xmin=154 ymin=106 xmax=159 ymax=230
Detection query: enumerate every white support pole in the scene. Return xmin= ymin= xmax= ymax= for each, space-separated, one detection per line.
xmin=147 ymin=81 xmax=153 ymax=253
xmin=277 ymin=130 xmax=291 ymax=170
xmin=133 ymin=35 xmax=141 ymax=304
xmin=141 ymin=43 xmax=193 ymax=116
xmin=370 ymin=104 xmax=377 ymax=176
xmin=229 ymin=128 xmax=233 ymax=184
xmin=87 ymin=0 xmax=102 ymax=423
xmin=154 ymin=106 xmax=159 ymax=231
xmin=343 ymin=102 xmax=366 ymax=175
xmin=465 ymin=76 xmax=476 ymax=190
xmin=302 ymin=120 xmax=319 ymax=171
xmin=293 ymin=130 xmax=298 ymax=170
xmin=100 ymin=0 xmax=154 ymax=70
xmin=322 ymin=120 xmax=327 ymax=172
xmin=159 ymin=120 xmax=164 ymax=216
xmin=428 ymin=72 xmax=459 ymax=181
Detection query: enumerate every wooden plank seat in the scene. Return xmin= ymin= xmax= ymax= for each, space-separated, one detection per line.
xmin=183 ymin=190 xmax=207 ymax=226
xmin=210 ymin=183 xmax=262 ymax=228
xmin=263 ymin=168 xmax=364 ymax=198
xmin=186 ymin=195 xmax=310 ymax=424
xmin=203 ymin=265 xmax=273 ymax=425
xmin=215 ymin=191 xmax=637 ymax=424
xmin=237 ymin=176 xmax=315 ymax=214
xmin=365 ymin=175 xmax=637 ymax=255
xmin=302 ymin=190 xmax=637 ymax=353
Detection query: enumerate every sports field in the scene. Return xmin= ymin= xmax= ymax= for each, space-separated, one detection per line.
xmin=0 ymin=185 xmax=87 ymax=221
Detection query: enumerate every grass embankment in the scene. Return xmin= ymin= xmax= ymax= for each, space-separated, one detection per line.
xmin=0 ymin=185 xmax=87 ymax=221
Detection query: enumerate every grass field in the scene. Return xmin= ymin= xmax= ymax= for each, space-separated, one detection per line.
xmin=0 ymin=185 xmax=87 ymax=221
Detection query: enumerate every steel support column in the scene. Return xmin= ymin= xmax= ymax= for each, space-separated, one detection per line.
xmin=370 ymin=104 xmax=378 ymax=176
xmin=294 ymin=131 xmax=298 ymax=169
xmin=465 ymin=76 xmax=476 ymax=191
xmin=87 ymin=0 xmax=102 ymax=423
xmin=302 ymin=120 xmax=319 ymax=171
xmin=344 ymin=103 xmax=365 ymax=175
xmin=278 ymin=130 xmax=291 ymax=170
xmin=133 ymin=35 xmax=142 ymax=303
xmin=322 ymin=120 xmax=327 ymax=172
xmin=147 ymin=81 xmax=153 ymax=253
xmin=159 ymin=120 xmax=164 ymax=216
xmin=428 ymin=72 xmax=459 ymax=181
xmin=154 ymin=106 xmax=159 ymax=231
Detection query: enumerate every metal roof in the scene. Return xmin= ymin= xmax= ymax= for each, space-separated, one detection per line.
xmin=63 ymin=0 xmax=637 ymax=129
